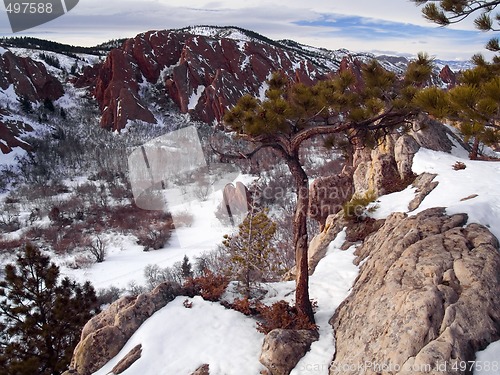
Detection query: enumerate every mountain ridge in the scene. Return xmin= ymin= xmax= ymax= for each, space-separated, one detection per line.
xmin=0 ymin=25 xmax=465 ymax=148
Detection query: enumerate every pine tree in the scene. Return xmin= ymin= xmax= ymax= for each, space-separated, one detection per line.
xmin=18 ymin=95 xmax=32 ymax=114
xmin=0 ymin=244 xmax=99 ymax=375
xmin=223 ymin=207 xmax=278 ymax=297
xmin=181 ymin=255 xmax=193 ymax=279
xmin=221 ymin=59 xmax=431 ymax=322
xmin=414 ymin=59 xmax=500 ymax=159
xmin=411 ymin=0 xmax=500 ymax=59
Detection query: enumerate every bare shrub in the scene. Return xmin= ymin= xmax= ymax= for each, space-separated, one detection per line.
xmin=193 ymin=176 xmax=212 ymax=201
xmin=126 ymin=281 xmax=147 ymax=297
xmin=84 ymin=234 xmax=107 ymax=263
xmin=0 ymin=238 xmax=23 ymax=255
xmin=0 ymin=204 xmax=21 ymax=232
xmin=52 ymin=225 xmax=86 ymax=255
xmin=183 ymin=270 xmax=229 ymax=302
xmin=194 ymin=246 xmax=231 ymax=276
xmin=255 ymin=300 xmax=318 ymax=334
xmin=172 ymin=210 xmax=194 ymax=228
xmin=136 ymin=221 xmax=171 ymax=251
xmin=144 ymin=263 xmax=184 ymax=290
xmin=97 ymin=286 xmax=124 ymax=306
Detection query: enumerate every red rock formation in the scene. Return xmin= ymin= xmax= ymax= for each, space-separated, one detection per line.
xmin=71 ymin=63 xmax=102 ymax=90
xmin=439 ymin=64 xmax=457 ymax=87
xmin=338 ymin=56 xmax=365 ymax=91
xmin=94 ymin=49 xmax=156 ymax=130
xmin=0 ymin=49 xmax=62 ymax=155
xmin=0 ymin=50 xmax=64 ymax=101
xmin=85 ymin=30 xmax=332 ymax=131
xmin=0 ymin=110 xmax=33 ymax=154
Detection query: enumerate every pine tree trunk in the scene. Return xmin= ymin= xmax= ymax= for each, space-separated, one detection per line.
xmin=470 ymin=137 xmax=480 ymax=160
xmin=286 ymin=154 xmax=315 ymax=324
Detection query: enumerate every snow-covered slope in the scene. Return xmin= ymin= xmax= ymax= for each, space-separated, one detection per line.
xmin=68 ymin=140 xmax=500 ymax=375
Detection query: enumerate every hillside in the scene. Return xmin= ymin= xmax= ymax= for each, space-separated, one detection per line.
xmin=0 ymin=26 xmax=499 ymax=375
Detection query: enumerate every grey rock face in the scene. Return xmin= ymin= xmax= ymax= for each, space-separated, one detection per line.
xmin=330 ymin=208 xmax=500 ymax=375
xmin=260 ymin=329 xmax=319 ymax=375
xmin=68 ymin=282 xmax=181 ymax=375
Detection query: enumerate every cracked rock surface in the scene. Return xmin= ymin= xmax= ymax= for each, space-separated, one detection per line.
xmin=330 ymin=208 xmax=500 ymax=375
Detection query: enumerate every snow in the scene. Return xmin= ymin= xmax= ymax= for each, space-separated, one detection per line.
xmin=412 ymin=148 xmax=500 ymax=241
xmin=0 ymin=146 xmax=27 ymax=167
xmin=367 ymin=186 xmax=416 ymax=220
xmin=188 ymin=85 xmax=205 ymax=110
xmin=92 ymin=296 xmax=266 ymax=375
xmin=0 ymin=84 xmax=19 ymax=105
xmin=61 ymin=186 xmax=237 ymax=289
xmin=475 ymin=341 xmax=500 ymax=375
xmin=0 ymin=46 xmax=7 ymax=55
xmin=291 ymin=231 xmax=358 ymax=375
xmin=365 ymin=148 xmax=500 ymax=243
xmin=90 ymin=230 xmax=359 ymax=375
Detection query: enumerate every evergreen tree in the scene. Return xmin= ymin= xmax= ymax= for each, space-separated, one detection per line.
xmin=414 ymin=59 xmax=500 ymax=159
xmin=221 ymin=58 xmax=431 ymax=322
xmin=411 ymin=0 xmax=500 ymax=58
xmin=223 ymin=207 xmax=278 ymax=297
xmin=181 ymin=255 xmax=193 ymax=279
xmin=0 ymin=244 xmax=99 ymax=375
xmin=43 ymin=97 xmax=55 ymax=112
xmin=17 ymin=95 xmax=32 ymax=114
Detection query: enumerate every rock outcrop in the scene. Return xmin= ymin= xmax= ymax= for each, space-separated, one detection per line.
xmin=215 ymin=181 xmax=251 ymax=223
xmin=309 ymin=170 xmax=354 ymax=227
xmin=0 ymin=110 xmax=33 ymax=154
xmin=260 ymin=329 xmax=319 ymax=375
xmin=0 ymin=49 xmax=64 ymax=102
xmin=0 ymin=49 xmax=64 ymax=154
xmin=67 ymin=282 xmax=181 ymax=375
xmin=408 ymin=173 xmax=439 ymax=212
xmin=352 ymin=117 xmax=467 ymax=197
xmin=330 ymin=208 xmax=500 ymax=375
xmin=191 ymin=364 xmax=210 ymax=375
xmin=110 ymin=344 xmax=142 ymax=375
xmin=439 ymin=65 xmax=457 ymax=87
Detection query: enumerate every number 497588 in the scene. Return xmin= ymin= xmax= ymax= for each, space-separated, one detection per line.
xmin=5 ymin=2 xmax=53 ymax=14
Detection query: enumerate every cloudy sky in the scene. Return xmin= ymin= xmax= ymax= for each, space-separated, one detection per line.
xmin=0 ymin=0 xmax=494 ymax=60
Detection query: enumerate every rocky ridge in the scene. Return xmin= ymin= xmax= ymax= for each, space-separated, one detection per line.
xmin=0 ymin=48 xmax=64 ymax=154
xmin=330 ymin=208 xmax=500 ymax=375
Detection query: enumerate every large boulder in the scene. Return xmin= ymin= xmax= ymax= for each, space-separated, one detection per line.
xmin=352 ymin=118 xmax=468 ymax=198
xmin=260 ymin=329 xmax=319 ymax=375
xmin=215 ymin=181 xmax=251 ymax=223
xmin=330 ymin=208 xmax=500 ymax=375
xmin=68 ymin=282 xmax=181 ymax=375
